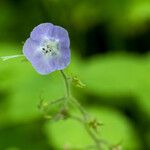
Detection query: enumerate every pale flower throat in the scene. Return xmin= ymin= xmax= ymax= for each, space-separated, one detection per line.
xmin=41 ymin=39 xmax=59 ymax=56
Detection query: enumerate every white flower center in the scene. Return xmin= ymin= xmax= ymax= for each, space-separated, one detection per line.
xmin=41 ymin=39 xmax=59 ymax=56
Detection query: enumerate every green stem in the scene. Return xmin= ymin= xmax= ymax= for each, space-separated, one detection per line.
xmin=71 ymin=115 xmax=101 ymax=149
xmin=60 ymin=70 xmax=102 ymax=150
xmin=84 ymin=124 xmax=102 ymax=149
xmin=70 ymin=96 xmax=88 ymax=119
xmin=60 ymin=70 xmax=70 ymax=98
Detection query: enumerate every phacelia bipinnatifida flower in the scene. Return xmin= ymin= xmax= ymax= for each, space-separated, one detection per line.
xmin=23 ymin=23 xmax=70 ymax=75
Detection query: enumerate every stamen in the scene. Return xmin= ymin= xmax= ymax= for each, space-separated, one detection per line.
xmin=41 ymin=39 xmax=59 ymax=56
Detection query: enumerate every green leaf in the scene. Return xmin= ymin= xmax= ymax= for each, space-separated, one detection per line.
xmin=80 ymin=53 xmax=150 ymax=115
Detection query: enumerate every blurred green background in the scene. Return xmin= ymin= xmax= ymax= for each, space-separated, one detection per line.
xmin=0 ymin=0 xmax=150 ymax=149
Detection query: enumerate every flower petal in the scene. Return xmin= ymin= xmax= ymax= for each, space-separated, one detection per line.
xmin=56 ymin=56 xmax=70 ymax=70
xmin=23 ymin=38 xmax=41 ymax=61
xmin=23 ymin=38 xmax=57 ymax=75
xmin=30 ymin=23 xmax=54 ymax=42
xmin=52 ymin=26 xmax=70 ymax=59
xmin=52 ymin=25 xmax=70 ymax=48
xmin=31 ymin=57 xmax=56 ymax=75
xmin=59 ymin=43 xmax=70 ymax=59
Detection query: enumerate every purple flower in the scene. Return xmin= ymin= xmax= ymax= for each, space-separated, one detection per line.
xmin=23 ymin=23 xmax=70 ymax=75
